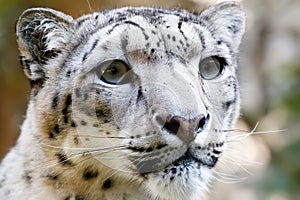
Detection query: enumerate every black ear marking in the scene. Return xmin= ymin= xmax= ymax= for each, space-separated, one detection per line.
xmin=16 ymin=8 xmax=74 ymax=86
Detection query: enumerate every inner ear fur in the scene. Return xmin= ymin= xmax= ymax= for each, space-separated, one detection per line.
xmin=16 ymin=8 xmax=74 ymax=81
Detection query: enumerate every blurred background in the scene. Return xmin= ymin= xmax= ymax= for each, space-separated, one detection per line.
xmin=0 ymin=0 xmax=299 ymax=199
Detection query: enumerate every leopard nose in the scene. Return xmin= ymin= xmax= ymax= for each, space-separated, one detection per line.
xmin=156 ymin=114 xmax=210 ymax=144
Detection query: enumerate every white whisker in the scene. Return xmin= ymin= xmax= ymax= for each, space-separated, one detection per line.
xmin=76 ymin=134 xmax=129 ymax=139
xmin=86 ymin=0 xmax=92 ymax=12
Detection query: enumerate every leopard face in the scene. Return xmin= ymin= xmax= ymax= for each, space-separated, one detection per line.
xmin=9 ymin=2 xmax=245 ymax=199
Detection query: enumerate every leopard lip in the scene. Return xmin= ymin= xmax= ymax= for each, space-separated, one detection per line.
xmin=170 ymin=151 xmax=217 ymax=169
xmin=171 ymin=152 xmax=197 ymax=167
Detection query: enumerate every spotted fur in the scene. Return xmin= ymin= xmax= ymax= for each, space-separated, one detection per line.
xmin=0 ymin=2 xmax=245 ymax=200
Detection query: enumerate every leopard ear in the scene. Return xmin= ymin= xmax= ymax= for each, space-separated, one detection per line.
xmin=200 ymin=1 xmax=246 ymax=52
xmin=16 ymin=8 xmax=74 ymax=82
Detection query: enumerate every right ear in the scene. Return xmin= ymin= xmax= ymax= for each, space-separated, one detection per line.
xmin=16 ymin=8 xmax=74 ymax=82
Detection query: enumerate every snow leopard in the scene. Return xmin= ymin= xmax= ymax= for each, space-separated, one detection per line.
xmin=0 ymin=1 xmax=245 ymax=200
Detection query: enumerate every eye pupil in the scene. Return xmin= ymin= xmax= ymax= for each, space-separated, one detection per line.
xmin=199 ymin=56 xmax=225 ymax=80
xmin=107 ymin=67 xmax=119 ymax=75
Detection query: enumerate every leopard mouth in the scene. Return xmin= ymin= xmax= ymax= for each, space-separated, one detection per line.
xmin=169 ymin=151 xmax=218 ymax=169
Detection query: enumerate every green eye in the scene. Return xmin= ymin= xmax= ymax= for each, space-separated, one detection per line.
xmin=199 ymin=56 xmax=226 ymax=80
xmin=98 ymin=60 xmax=130 ymax=85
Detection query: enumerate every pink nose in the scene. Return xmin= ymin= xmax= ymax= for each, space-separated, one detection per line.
xmin=160 ymin=114 xmax=210 ymax=144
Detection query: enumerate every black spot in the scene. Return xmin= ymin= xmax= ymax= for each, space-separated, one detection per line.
xmin=182 ymin=16 xmax=188 ymax=22
xmin=209 ymin=156 xmax=219 ymax=168
xmin=64 ymin=196 xmax=71 ymax=200
xmin=82 ymin=52 xmax=88 ymax=62
xmin=127 ymin=146 xmax=145 ymax=152
xmin=93 ymin=123 xmax=99 ymax=128
xmin=102 ymin=179 xmax=112 ymax=189
xmin=146 ymin=147 xmax=153 ymax=152
xmin=42 ymin=49 xmax=61 ymax=60
xmin=64 ymin=115 xmax=69 ymax=124
xmin=52 ymin=93 xmax=60 ymax=108
xmin=213 ymin=149 xmax=222 ymax=155
xmin=83 ymin=168 xmax=99 ymax=180
xmin=74 ymin=136 xmax=79 ymax=144
xmin=71 ymin=121 xmax=77 ymax=127
xmin=178 ymin=21 xmax=182 ymax=29
xmin=171 ymin=168 xmax=177 ymax=174
xmin=223 ymin=100 xmax=235 ymax=111
xmin=228 ymin=25 xmax=239 ymax=34
xmin=66 ymin=70 xmax=71 ymax=78
xmin=55 ymin=151 xmax=72 ymax=166
xmin=156 ymin=143 xmax=167 ymax=150
xmin=137 ymin=86 xmax=143 ymax=102
xmin=47 ymin=173 xmax=58 ymax=180
xmin=62 ymin=94 xmax=72 ymax=115
xmin=49 ymin=132 xmax=55 ymax=139
xmin=172 ymin=36 xmax=176 ymax=41
xmin=179 ymin=39 xmax=184 ymax=46
xmin=75 ymin=195 xmax=84 ymax=200
xmin=50 ymin=124 xmax=61 ymax=139
xmin=80 ymin=120 xmax=87 ymax=126
xmin=54 ymin=124 xmax=60 ymax=134
xmin=76 ymin=17 xmax=89 ymax=28
xmin=23 ymin=170 xmax=32 ymax=184
xmin=144 ymin=33 xmax=149 ymax=40
xmin=150 ymin=48 xmax=155 ymax=54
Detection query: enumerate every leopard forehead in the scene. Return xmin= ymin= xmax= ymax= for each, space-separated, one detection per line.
xmin=71 ymin=7 xmax=238 ymax=67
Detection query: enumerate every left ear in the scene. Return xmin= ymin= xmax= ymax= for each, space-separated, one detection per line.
xmin=199 ymin=1 xmax=246 ymax=52
xmin=16 ymin=8 xmax=74 ymax=82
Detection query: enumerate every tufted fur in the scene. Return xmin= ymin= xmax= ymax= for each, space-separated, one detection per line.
xmin=0 ymin=2 xmax=245 ymax=200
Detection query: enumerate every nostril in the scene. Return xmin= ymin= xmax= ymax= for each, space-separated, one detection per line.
xmin=196 ymin=114 xmax=210 ymax=131
xmin=162 ymin=118 xmax=180 ymax=135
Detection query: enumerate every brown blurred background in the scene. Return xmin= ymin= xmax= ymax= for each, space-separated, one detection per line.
xmin=0 ymin=0 xmax=299 ymax=199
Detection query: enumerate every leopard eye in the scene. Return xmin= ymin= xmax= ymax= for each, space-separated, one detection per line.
xmin=199 ymin=56 xmax=226 ymax=80
xmin=97 ymin=60 xmax=130 ymax=85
